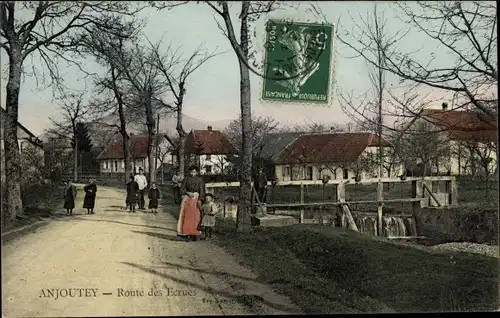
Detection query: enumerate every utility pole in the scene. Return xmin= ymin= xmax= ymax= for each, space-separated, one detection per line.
xmin=155 ymin=113 xmax=160 ymax=174
xmin=74 ymin=132 xmax=78 ymax=182
xmin=374 ymin=4 xmax=384 ymax=236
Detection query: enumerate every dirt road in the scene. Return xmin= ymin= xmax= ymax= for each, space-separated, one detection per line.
xmin=2 ymin=186 xmax=300 ymax=317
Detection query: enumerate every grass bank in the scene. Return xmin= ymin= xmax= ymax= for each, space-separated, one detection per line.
xmin=2 ymin=182 xmax=66 ymax=233
xmin=161 ymin=186 xmax=498 ymax=313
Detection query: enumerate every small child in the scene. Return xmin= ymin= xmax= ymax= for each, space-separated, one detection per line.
xmin=200 ymin=193 xmax=218 ymax=240
xmin=148 ymin=182 xmax=160 ymax=214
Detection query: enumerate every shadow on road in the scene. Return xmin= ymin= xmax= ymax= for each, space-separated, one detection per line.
xmin=66 ymin=217 xmax=177 ymax=233
xmin=132 ymin=230 xmax=179 ymax=241
xmin=120 ymin=261 xmax=299 ymax=314
xmin=160 ymin=260 xmax=262 ymax=285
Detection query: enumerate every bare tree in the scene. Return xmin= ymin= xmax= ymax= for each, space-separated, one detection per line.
xmin=0 ymin=1 xmax=142 ymax=220
xmin=205 ymin=1 xmax=283 ymax=233
xmin=47 ymin=92 xmax=89 ymax=181
xmin=337 ymin=4 xmax=399 ymax=180
xmin=149 ymin=41 xmax=221 ymax=178
xmin=339 ymin=2 xmax=497 ymax=117
xmin=224 ymin=114 xmax=279 ymax=156
xmin=398 ymin=120 xmax=449 ymax=176
xmin=155 ymin=137 xmax=172 ymax=185
xmin=79 ymin=26 xmax=144 ymax=183
xmin=463 ymin=140 xmax=496 ymax=182
xmin=154 ymin=1 xmax=325 ymax=232
xmin=282 ymin=121 xmax=338 ymax=134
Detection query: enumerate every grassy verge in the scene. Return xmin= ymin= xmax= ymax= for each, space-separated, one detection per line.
xmin=160 ymin=186 xmax=498 ymax=313
xmin=2 ymin=182 xmax=66 ymax=233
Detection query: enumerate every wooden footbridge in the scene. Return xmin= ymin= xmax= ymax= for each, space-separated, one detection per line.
xmin=206 ymin=176 xmax=458 ymax=237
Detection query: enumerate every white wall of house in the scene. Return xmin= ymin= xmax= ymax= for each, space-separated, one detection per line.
xmin=99 ymin=149 xmax=176 ymax=174
xmin=195 ymin=154 xmax=231 ymax=175
xmin=276 ymin=164 xmax=356 ymax=181
xmin=409 ymin=118 xmax=497 ymax=176
xmin=275 ymin=147 xmax=403 ymax=181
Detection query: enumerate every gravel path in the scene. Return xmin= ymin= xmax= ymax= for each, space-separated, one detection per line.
xmin=429 ymin=242 xmax=499 ymax=258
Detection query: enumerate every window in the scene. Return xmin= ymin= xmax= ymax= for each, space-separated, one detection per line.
xmin=343 ymin=169 xmax=349 ymax=180
xmin=105 ymin=161 xmax=109 ymax=169
xmin=284 ymin=166 xmax=291 ymax=176
xmin=205 ymin=165 xmax=212 ymax=174
xmin=121 ymin=160 xmax=125 ymax=168
xmin=114 ymin=161 xmax=118 ymax=172
xmin=206 ymin=154 xmax=212 ymax=161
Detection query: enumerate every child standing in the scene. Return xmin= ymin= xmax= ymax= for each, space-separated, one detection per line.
xmin=200 ymin=193 xmax=218 ymax=240
xmin=148 ymin=182 xmax=160 ymax=214
xmin=64 ymin=180 xmax=77 ymax=216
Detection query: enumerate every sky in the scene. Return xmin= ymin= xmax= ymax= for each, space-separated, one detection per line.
xmin=0 ymin=1 xmax=460 ymax=137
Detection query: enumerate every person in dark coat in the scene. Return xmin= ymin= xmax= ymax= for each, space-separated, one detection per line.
xmin=64 ymin=180 xmax=77 ymax=216
xmin=83 ymin=178 xmax=97 ymax=214
xmin=148 ymin=182 xmax=160 ymax=214
xmin=254 ymin=167 xmax=268 ymax=203
xmin=126 ymin=175 xmax=139 ymax=213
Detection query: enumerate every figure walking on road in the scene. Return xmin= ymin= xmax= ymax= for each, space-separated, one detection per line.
xmin=148 ymin=182 xmax=160 ymax=214
xmin=134 ymin=167 xmax=148 ymax=210
xmin=64 ymin=180 xmax=77 ymax=216
xmin=177 ymin=165 xmax=205 ymax=242
xmin=83 ymin=178 xmax=97 ymax=214
xmin=126 ymin=175 xmax=139 ymax=213
xmin=171 ymin=169 xmax=183 ymax=205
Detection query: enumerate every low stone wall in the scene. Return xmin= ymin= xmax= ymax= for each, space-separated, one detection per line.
xmin=415 ymin=205 xmax=498 ymax=244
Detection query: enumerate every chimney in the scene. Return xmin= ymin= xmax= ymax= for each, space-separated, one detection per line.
xmin=442 ymin=102 xmax=448 ymax=111
xmin=207 ymin=126 xmax=213 ymax=131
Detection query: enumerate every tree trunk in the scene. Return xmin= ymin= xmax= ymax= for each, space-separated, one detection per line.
xmin=178 ymin=137 xmax=186 ymax=178
xmin=121 ymin=133 xmax=132 ymax=182
xmin=147 ymin=126 xmax=155 ymax=184
xmin=236 ymin=1 xmax=253 ymax=234
xmin=113 ymin=67 xmax=132 ymax=183
xmin=176 ymin=85 xmax=187 ymax=179
xmin=3 ymin=48 xmax=23 ymax=221
xmin=118 ymin=127 xmax=132 ymax=184
xmin=73 ymin=135 xmax=78 ymax=181
xmin=161 ymin=162 xmax=164 ymax=185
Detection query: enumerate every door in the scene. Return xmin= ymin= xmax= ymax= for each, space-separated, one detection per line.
xmin=306 ymin=166 xmax=313 ymax=180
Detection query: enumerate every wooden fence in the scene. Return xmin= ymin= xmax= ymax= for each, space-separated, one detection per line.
xmin=205 ymin=176 xmax=457 ymax=237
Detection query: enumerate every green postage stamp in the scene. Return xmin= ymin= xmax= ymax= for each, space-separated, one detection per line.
xmin=261 ymin=19 xmax=334 ymax=105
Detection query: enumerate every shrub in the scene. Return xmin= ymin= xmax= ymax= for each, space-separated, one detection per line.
xmin=452 ymin=206 xmax=498 ymax=244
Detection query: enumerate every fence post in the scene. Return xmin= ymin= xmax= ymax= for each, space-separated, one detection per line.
xmin=300 ymin=183 xmax=305 ymax=223
xmin=377 ymin=181 xmax=383 ymax=237
xmin=450 ymin=177 xmax=458 ymax=205
xmin=412 ymin=179 xmax=424 ymax=234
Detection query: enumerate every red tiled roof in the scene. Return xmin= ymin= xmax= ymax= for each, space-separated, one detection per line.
xmin=185 ymin=129 xmax=237 ymax=155
xmin=96 ymin=134 xmax=160 ymax=160
xmin=422 ymin=109 xmax=498 ymax=143
xmin=275 ymin=132 xmax=391 ymax=165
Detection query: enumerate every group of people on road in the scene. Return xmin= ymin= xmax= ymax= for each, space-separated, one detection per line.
xmin=171 ymin=165 xmax=269 ymax=242
xmin=63 ymin=164 xmax=261 ymax=242
xmin=125 ymin=167 xmax=160 ymax=213
xmin=63 ymin=178 xmax=97 ymax=216
xmin=174 ymin=165 xmax=218 ymax=242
